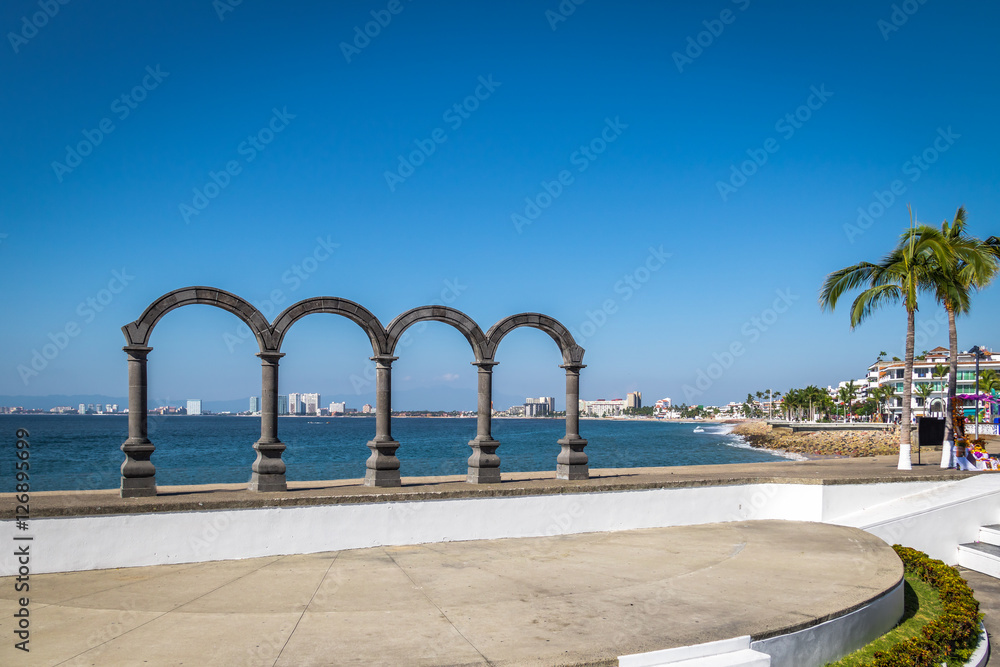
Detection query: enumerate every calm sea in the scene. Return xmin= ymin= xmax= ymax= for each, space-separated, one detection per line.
xmin=1 ymin=415 xmax=793 ymax=492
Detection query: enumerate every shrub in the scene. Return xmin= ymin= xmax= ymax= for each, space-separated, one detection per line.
xmin=865 ymin=546 xmax=982 ymax=667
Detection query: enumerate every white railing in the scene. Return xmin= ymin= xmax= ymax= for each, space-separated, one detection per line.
xmin=968 ymin=422 xmax=999 ymax=436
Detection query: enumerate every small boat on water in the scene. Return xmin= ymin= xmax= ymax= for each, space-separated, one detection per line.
xmin=692 ymin=427 xmax=705 ymax=433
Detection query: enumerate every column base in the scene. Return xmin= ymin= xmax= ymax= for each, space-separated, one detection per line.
xmin=248 ymin=471 xmax=287 ymax=492
xmin=556 ymin=437 xmax=589 ymax=480
xmin=365 ymin=439 xmax=401 ymax=487
xmin=467 ymin=438 xmax=501 ymax=484
xmin=364 ymin=468 xmax=402 ymax=487
xmin=120 ymin=477 xmax=157 ymax=498
xmin=249 ymin=439 xmax=287 ymax=491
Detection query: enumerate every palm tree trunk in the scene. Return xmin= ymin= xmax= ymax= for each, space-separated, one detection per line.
xmin=942 ymin=304 xmax=958 ymax=468
xmin=899 ymin=306 xmax=914 ymax=469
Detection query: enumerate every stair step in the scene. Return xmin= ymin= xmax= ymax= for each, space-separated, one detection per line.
xmin=957 ymin=541 xmax=1000 ymax=578
xmin=619 ymin=636 xmax=771 ymax=667
xmin=620 ymin=648 xmax=770 ymax=667
xmin=980 ymin=524 xmax=1000 ymax=546
xmin=961 ymin=541 xmax=1000 ymax=557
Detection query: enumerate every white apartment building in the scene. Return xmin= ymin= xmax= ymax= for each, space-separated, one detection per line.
xmin=653 ymin=397 xmax=672 ymax=417
xmin=867 ymin=346 xmax=999 ymax=419
xmin=524 ymin=396 xmax=555 ymax=417
xmin=302 ymin=393 xmax=321 ymax=416
xmin=581 ymin=398 xmax=627 ymax=417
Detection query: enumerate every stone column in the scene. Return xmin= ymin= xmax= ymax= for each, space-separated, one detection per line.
xmin=120 ymin=345 xmax=156 ymax=497
xmin=249 ymin=351 xmax=287 ymax=492
xmin=557 ymin=363 xmax=589 ymax=480
xmin=467 ymin=361 xmax=501 ymax=484
xmin=365 ymin=355 xmax=401 ymax=487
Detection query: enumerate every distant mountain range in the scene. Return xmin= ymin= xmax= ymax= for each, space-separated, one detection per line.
xmin=0 ymin=388 xmax=532 ymax=413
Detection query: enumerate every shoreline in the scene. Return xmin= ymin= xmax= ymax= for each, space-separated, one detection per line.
xmin=731 ymin=421 xmax=903 ymax=458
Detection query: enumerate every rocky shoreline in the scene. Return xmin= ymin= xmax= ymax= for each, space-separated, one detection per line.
xmin=731 ymin=421 xmax=901 ymax=458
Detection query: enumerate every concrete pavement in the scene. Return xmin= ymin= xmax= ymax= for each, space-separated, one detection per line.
xmin=959 ymin=568 xmax=999 ymax=667
xmin=0 ymin=521 xmax=901 ymax=667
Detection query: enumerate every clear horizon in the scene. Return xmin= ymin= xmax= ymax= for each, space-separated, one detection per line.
xmin=3 ymin=1 xmax=999 ymax=407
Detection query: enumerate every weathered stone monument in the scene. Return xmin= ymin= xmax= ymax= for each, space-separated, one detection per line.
xmin=119 ymin=287 xmax=588 ymax=497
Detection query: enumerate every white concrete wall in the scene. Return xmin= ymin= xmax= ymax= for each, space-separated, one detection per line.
xmin=832 ymin=475 xmax=1000 ymax=563
xmin=1 ymin=477 xmax=997 ymax=576
xmin=751 ymin=582 xmax=903 ymax=667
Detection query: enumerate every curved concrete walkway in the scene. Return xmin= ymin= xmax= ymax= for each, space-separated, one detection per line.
xmin=0 ymin=521 xmax=900 ymax=667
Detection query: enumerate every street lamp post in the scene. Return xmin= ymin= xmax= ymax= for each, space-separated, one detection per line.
xmin=970 ymin=345 xmax=985 ymax=440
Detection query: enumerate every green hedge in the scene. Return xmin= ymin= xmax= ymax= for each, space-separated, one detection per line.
xmin=863 ymin=545 xmax=982 ymax=667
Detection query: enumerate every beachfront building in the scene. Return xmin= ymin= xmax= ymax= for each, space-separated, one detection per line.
xmin=287 ymin=393 xmax=303 ymax=415
xmin=582 ymin=398 xmax=626 ymax=417
xmin=626 ymin=391 xmax=642 ymax=410
xmin=302 ymin=393 xmax=321 ymax=416
xmin=361 ymin=403 xmax=374 ymax=414
xmin=277 ymin=395 xmax=288 ymax=415
xmin=329 ymin=401 xmax=346 ymax=415
xmin=524 ymin=396 xmax=555 ymax=417
xmin=249 ymin=396 xmax=261 ymax=414
xmin=866 ymin=346 xmax=1000 ymax=421
xmin=653 ymin=397 xmax=672 ymax=418
xmin=186 ymin=399 xmax=202 ymax=415
xmin=826 ymin=380 xmax=867 ymax=404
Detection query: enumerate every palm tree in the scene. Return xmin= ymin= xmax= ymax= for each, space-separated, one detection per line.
xmin=980 ymin=368 xmax=1000 ymax=394
xmin=844 ymin=380 xmax=857 ymax=417
xmin=931 ymin=364 xmax=949 ymax=416
xmin=770 ymin=390 xmax=781 ymax=420
xmin=798 ymin=385 xmax=826 ymax=422
xmin=915 ymin=382 xmax=934 ymax=416
xmin=880 ymin=383 xmax=897 ymax=423
xmin=820 ymin=207 xmax=951 ymax=469
xmin=837 ymin=386 xmax=852 ymax=421
xmin=783 ymin=388 xmax=801 ymax=421
xmin=979 ymin=369 xmax=1000 ymax=426
xmin=909 ymin=207 xmax=1000 ymax=465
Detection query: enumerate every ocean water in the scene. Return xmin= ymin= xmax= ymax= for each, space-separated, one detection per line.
xmin=1 ymin=415 xmax=793 ymax=492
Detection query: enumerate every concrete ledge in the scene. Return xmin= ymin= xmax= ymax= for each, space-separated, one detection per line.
xmin=751 ymin=580 xmax=903 ymax=667
xmin=0 ymin=456 xmax=971 ymax=519
xmin=4 ymin=459 xmax=996 ymax=575
xmin=967 ymin=623 xmax=990 ymax=667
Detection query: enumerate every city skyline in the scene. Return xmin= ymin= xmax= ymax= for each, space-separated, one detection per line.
xmin=3 ymin=2 xmax=999 ymax=406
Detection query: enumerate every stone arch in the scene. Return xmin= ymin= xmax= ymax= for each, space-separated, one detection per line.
xmin=385 ymin=306 xmax=488 ymax=361
xmin=121 ymin=286 xmax=273 ymax=351
xmin=484 ymin=313 xmax=584 ymax=365
xmin=271 ymin=297 xmax=388 ymax=357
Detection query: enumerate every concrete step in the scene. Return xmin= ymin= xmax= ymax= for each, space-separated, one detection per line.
xmin=979 ymin=524 xmax=1000 ymax=546
xmin=619 ymin=636 xmax=771 ymax=667
xmin=957 ymin=541 xmax=1000 ymax=579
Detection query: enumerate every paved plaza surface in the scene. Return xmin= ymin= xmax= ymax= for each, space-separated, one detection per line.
xmin=0 ymin=520 xmax=901 ymax=667
xmin=959 ymin=568 xmax=999 ymax=667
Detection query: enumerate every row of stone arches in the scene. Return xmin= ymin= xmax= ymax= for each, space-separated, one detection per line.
xmin=120 ymin=287 xmax=588 ymax=497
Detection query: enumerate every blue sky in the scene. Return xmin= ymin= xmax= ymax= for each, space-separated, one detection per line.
xmin=2 ymin=0 xmax=999 ymax=410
